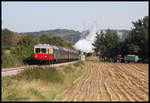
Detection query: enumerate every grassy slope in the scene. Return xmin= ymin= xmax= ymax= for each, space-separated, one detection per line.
xmin=2 ymin=61 xmax=86 ymax=101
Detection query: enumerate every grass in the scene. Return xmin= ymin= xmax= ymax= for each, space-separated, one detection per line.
xmin=1 ymin=54 xmax=23 ymax=68
xmin=2 ymin=60 xmax=86 ymax=101
xmin=2 ymin=76 xmax=28 ymax=101
xmin=73 ymin=61 xmax=85 ymax=67
xmin=16 ymin=67 xmax=64 ymax=84
xmin=63 ymin=64 xmax=74 ymax=73
xmin=2 ymin=88 xmax=24 ymax=101
xmin=27 ymin=87 xmax=46 ymax=100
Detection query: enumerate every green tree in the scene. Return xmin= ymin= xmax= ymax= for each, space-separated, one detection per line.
xmin=12 ymin=35 xmax=37 ymax=60
xmin=1 ymin=29 xmax=14 ymax=50
xmin=93 ymin=29 xmax=120 ymax=58
xmin=126 ymin=16 xmax=149 ymax=60
xmin=39 ymin=34 xmax=51 ymax=44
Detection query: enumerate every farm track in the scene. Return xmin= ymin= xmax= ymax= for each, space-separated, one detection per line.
xmin=55 ymin=58 xmax=149 ymax=101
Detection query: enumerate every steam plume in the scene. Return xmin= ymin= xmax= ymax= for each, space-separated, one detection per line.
xmin=73 ymin=24 xmax=98 ymax=53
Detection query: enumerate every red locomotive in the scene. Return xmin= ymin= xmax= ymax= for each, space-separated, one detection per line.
xmin=34 ymin=44 xmax=79 ymax=61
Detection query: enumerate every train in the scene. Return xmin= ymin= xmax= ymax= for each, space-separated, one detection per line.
xmin=34 ymin=44 xmax=80 ymax=62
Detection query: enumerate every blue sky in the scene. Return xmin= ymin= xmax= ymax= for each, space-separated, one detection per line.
xmin=2 ymin=2 xmax=149 ymax=33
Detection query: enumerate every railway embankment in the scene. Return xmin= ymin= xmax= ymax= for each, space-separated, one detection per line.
xmin=2 ymin=60 xmax=86 ymax=101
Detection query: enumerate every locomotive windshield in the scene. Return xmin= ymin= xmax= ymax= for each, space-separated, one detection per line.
xmin=35 ymin=48 xmax=46 ymax=53
xmin=35 ymin=48 xmax=40 ymax=53
xmin=41 ymin=48 xmax=46 ymax=53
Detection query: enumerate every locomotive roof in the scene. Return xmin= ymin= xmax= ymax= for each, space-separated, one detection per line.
xmin=34 ymin=44 xmax=59 ymax=49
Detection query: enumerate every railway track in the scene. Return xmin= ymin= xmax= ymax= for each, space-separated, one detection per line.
xmin=2 ymin=61 xmax=78 ymax=77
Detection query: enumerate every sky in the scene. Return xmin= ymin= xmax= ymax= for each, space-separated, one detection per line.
xmin=2 ymin=1 xmax=149 ymax=33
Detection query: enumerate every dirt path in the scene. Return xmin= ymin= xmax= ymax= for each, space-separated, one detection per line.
xmin=55 ymin=58 xmax=149 ymax=101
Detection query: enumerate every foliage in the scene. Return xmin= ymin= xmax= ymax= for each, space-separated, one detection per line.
xmin=1 ymin=29 xmax=14 ymax=50
xmin=38 ymin=34 xmax=74 ymax=49
xmin=92 ymin=29 xmax=120 ymax=58
xmin=93 ymin=16 xmax=149 ymax=62
xmin=14 ymin=35 xmax=37 ymax=60
xmin=127 ymin=16 xmax=149 ymax=60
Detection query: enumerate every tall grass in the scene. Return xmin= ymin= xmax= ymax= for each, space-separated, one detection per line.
xmin=1 ymin=54 xmax=23 ymax=68
xmin=16 ymin=67 xmax=64 ymax=84
xmin=2 ymin=76 xmax=27 ymax=101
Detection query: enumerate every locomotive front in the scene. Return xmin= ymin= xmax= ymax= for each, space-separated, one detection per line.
xmin=34 ymin=44 xmax=54 ymax=60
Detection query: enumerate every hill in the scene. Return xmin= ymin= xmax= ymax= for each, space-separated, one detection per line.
xmin=19 ymin=29 xmax=130 ymax=43
xmin=20 ymin=29 xmax=82 ymax=43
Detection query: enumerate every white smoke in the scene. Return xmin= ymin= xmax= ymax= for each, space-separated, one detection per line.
xmin=117 ymin=31 xmax=123 ymax=39
xmin=73 ymin=24 xmax=99 ymax=53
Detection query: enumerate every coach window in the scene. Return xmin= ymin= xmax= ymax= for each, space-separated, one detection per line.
xmin=36 ymin=48 xmax=40 ymax=53
xmin=42 ymin=48 xmax=46 ymax=53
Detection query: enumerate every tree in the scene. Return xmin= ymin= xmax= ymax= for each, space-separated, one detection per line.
xmin=92 ymin=31 xmax=105 ymax=56
xmin=126 ymin=16 xmax=149 ymax=60
xmin=1 ymin=29 xmax=14 ymax=50
xmin=39 ymin=34 xmax=51 ymax=44
xmin=12 ymin=35 xmax=37 ymax=60
xmin=92 ymin=29 xmax=120 ymax=58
